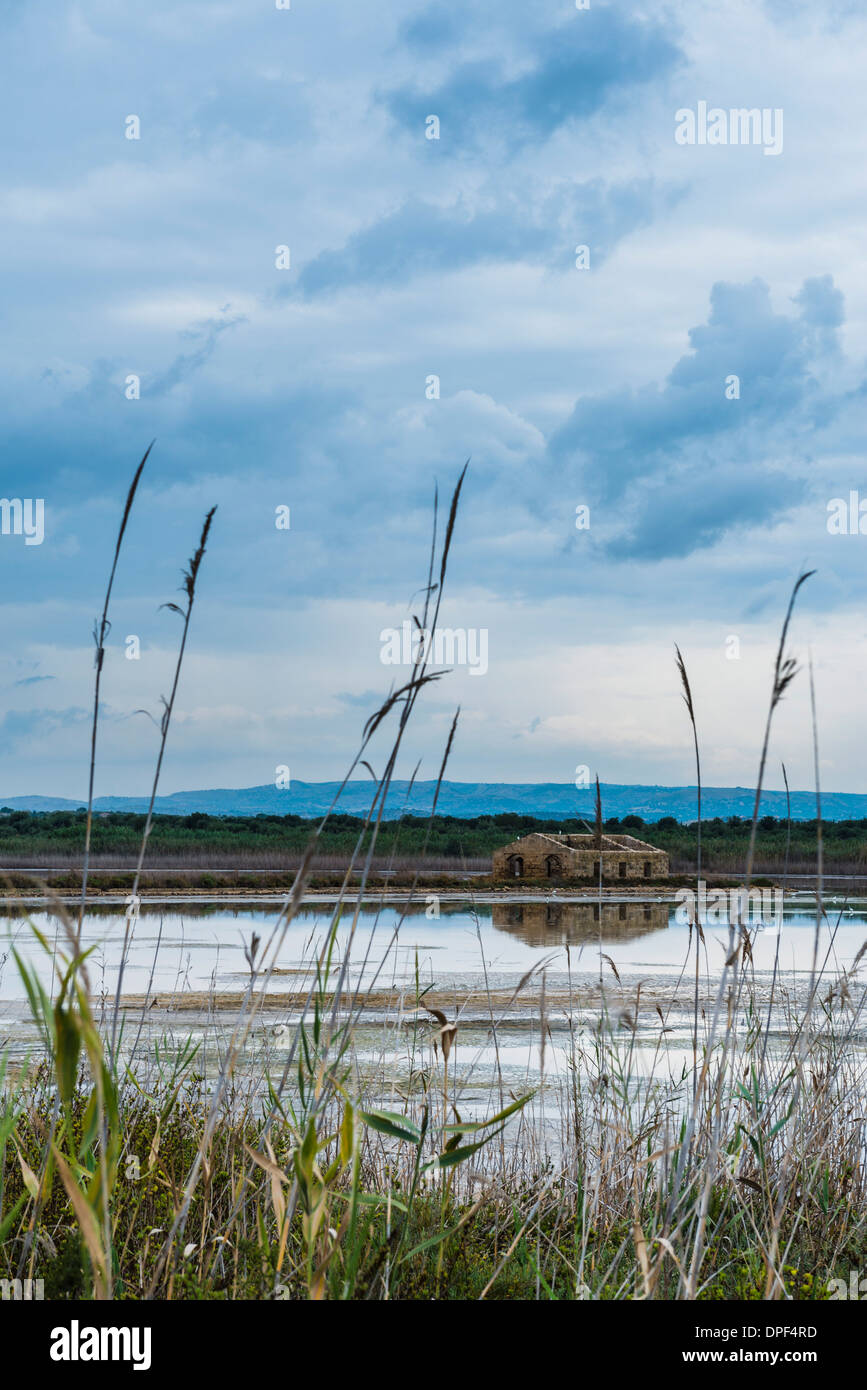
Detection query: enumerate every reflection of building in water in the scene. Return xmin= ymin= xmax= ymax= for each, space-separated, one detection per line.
xmin=492 ymin=901 xmax=669 ymax=948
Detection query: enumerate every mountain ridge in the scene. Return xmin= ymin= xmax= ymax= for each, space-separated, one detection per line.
xmin=1 ymin=781 xmax=863 ymax=822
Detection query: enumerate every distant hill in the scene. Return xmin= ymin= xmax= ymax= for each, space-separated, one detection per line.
xmin=0 ymin=781 xmax=862 ymax=822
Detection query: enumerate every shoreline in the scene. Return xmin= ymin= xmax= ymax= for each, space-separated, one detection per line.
xmin=0 ymin=884 xmax=846 ymax=908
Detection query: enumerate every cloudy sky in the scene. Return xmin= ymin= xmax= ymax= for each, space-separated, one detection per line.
xmin=2 ymin=0 xmax=866 ymax=801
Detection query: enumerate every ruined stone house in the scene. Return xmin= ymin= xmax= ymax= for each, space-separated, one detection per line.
xmin=491 ymin=831 xmax=669 ymax=883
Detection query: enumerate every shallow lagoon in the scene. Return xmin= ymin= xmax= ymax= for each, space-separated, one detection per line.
xmin=3 ymin=895 xmax=865 ymax=1070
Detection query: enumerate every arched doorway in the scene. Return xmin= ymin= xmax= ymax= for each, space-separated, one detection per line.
xmin=507 ymin=854 xmax=524 ymax=879
xmin=545 ymin=855 xmax=562 ymax=878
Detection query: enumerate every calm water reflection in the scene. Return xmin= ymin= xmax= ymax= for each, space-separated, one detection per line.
xmin=2 ymin=897 xmax=866 ymax=1006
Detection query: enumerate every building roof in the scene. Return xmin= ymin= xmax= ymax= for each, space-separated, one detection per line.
xmin=496 ymin=831 xmax=663 ymax=854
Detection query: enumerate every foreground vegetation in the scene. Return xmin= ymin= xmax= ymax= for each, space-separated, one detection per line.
xmin=4 ymin=1042 xmax=864 ymax=1301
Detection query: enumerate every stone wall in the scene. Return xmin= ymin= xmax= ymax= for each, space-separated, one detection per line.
xmin=491 ymin=831 xmax=669 ymax=882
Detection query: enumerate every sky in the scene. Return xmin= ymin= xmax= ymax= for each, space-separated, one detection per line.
xmin=1 ymin=0 xmax=867 ymax=801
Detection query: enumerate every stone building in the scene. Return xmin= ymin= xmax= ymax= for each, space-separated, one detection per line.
xmin=491 ymin=831 xmax=669 ymax=883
